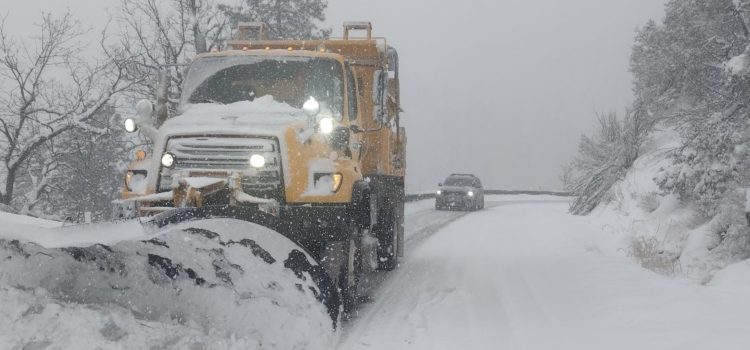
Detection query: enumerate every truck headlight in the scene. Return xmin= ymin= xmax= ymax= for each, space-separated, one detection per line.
xmin=125 ymin=170 xmax=147 ymax=192
xmin=467 ymin=191 xmax=474 ymax=197
xmin=332 ymin=173 xmax=343 ymax=192
xmin=124 ymin=118 xmax=138 ymax=133
xmin=314 ymin=173 xmax=343 ymax=192
xmin=161 ymin=152 xmax=175 ymax=168
xmin=134 ymin=149 xmax=147 ymax=161
xmin=303 ymin=97 xmax=320 ymax=117
xmin=250 ymin=154 xmax=266 ymax=168
xmin=320 ymin=117 xmax=334 ymax=134
xmin=436 ymin=190 xmax=442 ymax=195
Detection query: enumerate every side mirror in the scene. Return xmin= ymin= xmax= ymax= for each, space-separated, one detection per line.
xmin=136 ymin=99 xmax=155 ymax=119
xmin=123 ymin=100 xmax=158 ymax=139
xmin=330 ymin=126 xmax=351 ymax=151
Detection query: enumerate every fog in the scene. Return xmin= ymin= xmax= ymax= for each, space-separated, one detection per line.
xmin=7 ymin=0 xmax=667 ymax=191
xmin=327 ymin=0 xmax=667 ymax=192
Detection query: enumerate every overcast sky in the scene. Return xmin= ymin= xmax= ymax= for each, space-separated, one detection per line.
xmin=328 ymin=0 xmax=668 ymax=192
xmin=7 ymin=0 xmax=667 ymax=192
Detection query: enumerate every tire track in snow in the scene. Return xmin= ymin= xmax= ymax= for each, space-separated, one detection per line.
xmin=343 ymin=198 xmax=568 ymax=338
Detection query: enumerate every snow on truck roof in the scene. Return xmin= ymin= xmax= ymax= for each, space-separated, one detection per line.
xmin=195 ymin=48 xmax=345 ymax=62
xmin=224 ymin=39 xmax=390 ymax=66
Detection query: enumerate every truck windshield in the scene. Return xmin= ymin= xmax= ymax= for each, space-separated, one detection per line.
xmin=445 ymin=177 xmax=475 ymax=187
xmin=180 ymin=55 xmax=344 ymax=116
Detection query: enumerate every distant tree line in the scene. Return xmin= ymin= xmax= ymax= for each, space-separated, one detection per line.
xmin=566 ymin=0 xmax=750 ymax=224
xmin=0 ymin=0 xmax=330 ymax=221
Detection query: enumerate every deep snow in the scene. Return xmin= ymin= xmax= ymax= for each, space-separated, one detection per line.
xmin=588 ymin=129 xmax=750 ymax=283
xmin=340 ymin=196 xmax=750 ymax=350
xmin=4 ymin=195 xmax=750 ymax=349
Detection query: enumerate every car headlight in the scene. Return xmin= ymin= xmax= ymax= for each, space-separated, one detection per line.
xmin=467 ymin=191 xmax=474 ymax=197
xmin=436 ymin=190 xmax=442 ymax=195
xmin=319 ymin=117 xmax=334 ymax=134
xmin=249 ymin=154 xmax=266 ymax=168
xmin=161 ymin=152 xmax=175 ymax=168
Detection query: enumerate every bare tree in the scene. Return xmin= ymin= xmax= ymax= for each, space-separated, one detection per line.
xmin=117 ymin=0 xmax=230 ymax=123
xmin=0 ymin=12 xmax=137 ymax=209
xmin=565 ymin=108 xmax=652 ymax=215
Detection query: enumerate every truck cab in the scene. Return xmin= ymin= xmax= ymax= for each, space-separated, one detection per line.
xmin=118 ymin=22 xmax=405 ymax=313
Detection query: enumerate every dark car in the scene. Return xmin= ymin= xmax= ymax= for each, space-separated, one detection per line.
xmin=435 ymin=174 xmax=485 ymax=211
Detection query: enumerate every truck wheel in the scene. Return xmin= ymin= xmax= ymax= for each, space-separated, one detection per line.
xmin=376 ymin=207 xmax=399 ymax=271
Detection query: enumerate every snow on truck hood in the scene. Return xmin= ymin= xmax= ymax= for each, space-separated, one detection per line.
xmin=162 ymin=96 xmax=306 ymax=136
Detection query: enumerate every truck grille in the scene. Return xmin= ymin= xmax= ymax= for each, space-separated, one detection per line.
xmin=158 ymin=136 xmax=284 ymax=201
xmin=442 ymin=190 xmax=468 ymax=197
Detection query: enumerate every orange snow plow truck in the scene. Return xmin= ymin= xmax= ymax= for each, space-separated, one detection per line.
xmin=117 ymin=22 xmax=405 ymax=312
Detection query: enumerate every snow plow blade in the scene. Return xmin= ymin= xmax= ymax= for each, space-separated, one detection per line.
xmin=0 ymin=217 xmax=342 ymax=347
xmin=146 ymin=205 xmax=283 ymax=231
xmin=139 ymin=205 xmax=342 ymax=321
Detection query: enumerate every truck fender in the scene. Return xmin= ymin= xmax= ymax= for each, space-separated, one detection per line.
xmin=351 ymin=180 xmax=372 ymax=229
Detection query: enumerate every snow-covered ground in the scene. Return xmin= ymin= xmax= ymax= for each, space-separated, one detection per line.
xmin=588 ymin=130 xmax=750 ymax=283
xmin=4 ymin=194 xmax=750 ymax=349
xmin=340 ymin=195 xmax=750 ymax=350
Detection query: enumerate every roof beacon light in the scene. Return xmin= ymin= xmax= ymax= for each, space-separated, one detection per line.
xmin=303 ymin=97 xmax=320 ymax=117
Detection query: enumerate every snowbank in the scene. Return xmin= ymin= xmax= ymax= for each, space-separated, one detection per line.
xmin=588 ymin=129 xmax=750 ymax=283
xmin=0 ymin=216 xmax=338 ymax=349
xmin=709 ymin=260 xmax=750 ymax=290
xmin=0 ymin=211 xmax=61 ymax=229
xmin=726 ymin=51 xmax=750 ymax=77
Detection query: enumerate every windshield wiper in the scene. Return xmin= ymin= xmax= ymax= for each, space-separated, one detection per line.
xmin=191 ymin=98 xmax=222 ymax=105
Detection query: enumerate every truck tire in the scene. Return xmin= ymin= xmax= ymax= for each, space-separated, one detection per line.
xmin=376 ymin=206 xmax=399 ymax=271
xmin=337 ymin=194 xmax=371 ymax=317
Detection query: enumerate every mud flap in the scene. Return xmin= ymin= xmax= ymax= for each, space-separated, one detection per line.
xmin=397 ymin=196 xmax=405 ymax=258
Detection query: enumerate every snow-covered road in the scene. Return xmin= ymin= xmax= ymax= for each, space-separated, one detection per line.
xmin=340 ymin=195 xmax=750 ymax=350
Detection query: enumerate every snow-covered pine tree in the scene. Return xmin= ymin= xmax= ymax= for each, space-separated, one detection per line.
xmin=219 ymin=0 xmax=331 ymax=40
xmin=631 ymin=0 xmax=750 ymax=217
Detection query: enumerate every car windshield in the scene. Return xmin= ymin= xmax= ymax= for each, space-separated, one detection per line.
xmin=444 ymin=177 xmax=475 ymax=187
xmin=180 ymin=55 xmax=344 ymax=117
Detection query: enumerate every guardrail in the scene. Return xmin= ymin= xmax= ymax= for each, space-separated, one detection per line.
xmin=405 ymin=190 xmax=571 ymax=203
